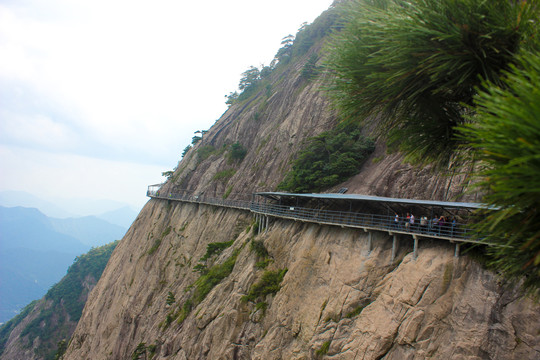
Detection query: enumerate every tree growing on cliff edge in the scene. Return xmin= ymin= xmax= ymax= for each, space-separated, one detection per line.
xmin=325 ymin=0 xmax=539 ymax=167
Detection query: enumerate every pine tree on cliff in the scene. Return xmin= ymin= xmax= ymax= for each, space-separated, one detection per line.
xmin=325 ymin=0 xmax=540 ymax=293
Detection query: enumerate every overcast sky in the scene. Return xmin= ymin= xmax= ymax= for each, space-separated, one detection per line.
xmin=0 ymin=0 xmax=334 ymax=212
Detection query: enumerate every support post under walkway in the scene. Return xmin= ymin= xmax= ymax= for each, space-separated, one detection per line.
xmin=413 ymin=235 xmax=418 ymax=260
xmin=392 ymin=234 xmax=399 ymax=262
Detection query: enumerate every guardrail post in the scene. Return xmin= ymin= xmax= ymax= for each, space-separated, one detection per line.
xmin=368 ymin=232 xmax=372 ymax=254
xmin=455 ymin=243 xmax=460 ymax=257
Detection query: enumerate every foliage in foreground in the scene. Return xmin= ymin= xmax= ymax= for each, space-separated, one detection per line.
xmin=459 ymin=51 xmax=540 ymax=294
xmin=325 ymin=0 xmax=539 ymax=167
xmin=278 ymin=122 xmax=374 ymax=193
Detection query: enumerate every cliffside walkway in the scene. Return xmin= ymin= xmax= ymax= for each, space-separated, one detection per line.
xmin=147 ymin=185 xmax=490 ymax=259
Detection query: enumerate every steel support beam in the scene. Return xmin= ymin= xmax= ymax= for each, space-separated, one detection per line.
xmin=392 ymin=234 xmax=398 ymax=262
xmin=413 ymin=235 xmax=418 ymax=260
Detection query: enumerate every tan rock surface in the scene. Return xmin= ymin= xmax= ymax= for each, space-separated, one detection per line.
xmin=63 ymin=200 xmax=540 ymax=360
xmin=61 ymin=12 xmax=540 ymax=360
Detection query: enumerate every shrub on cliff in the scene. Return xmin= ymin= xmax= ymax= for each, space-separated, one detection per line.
xmin=242 ymin=268 xmax=288 ymax=303
xmin=227 ymin=142 xmax=247 ymax=163
xmin=278 ymin=122 xmax=374 ymax=193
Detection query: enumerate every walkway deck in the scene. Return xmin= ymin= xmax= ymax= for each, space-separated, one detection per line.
xmin=147 ymin=187 xmax=489 ymax=247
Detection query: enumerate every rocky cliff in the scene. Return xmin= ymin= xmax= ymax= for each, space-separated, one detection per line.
xmin=61 ymin=6 xmax=540 ymax=360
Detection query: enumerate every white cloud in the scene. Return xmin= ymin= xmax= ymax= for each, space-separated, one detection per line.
xmin=0 ymin=112 xmax=79 ymax=149
xmin=0 ymin=144 xmax=164 ymax=209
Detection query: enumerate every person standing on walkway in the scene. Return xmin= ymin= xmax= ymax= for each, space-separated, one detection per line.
xmin=420 ymin=216 xmax=427 ymax=233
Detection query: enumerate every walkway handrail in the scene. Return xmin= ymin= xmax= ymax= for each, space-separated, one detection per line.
xmin=147 ymin=187 xmax=483 ymax=244
xmin=250 ymin=202 xmax=477 ymax=243
xmin=147 ymin=188 xmax=252 ymax=210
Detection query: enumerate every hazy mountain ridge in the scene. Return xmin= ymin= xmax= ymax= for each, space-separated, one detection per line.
xmin=0 ymin=191 xmax=139 ymax=226
xmin=0 ymin=242 xmax=118 ymax=360
xmin=0 ymin=191 xmax=75 ymax=219
xmin=0 ymin=206 xmax=126 ymax=323
xmin=49 ymin=215 xmax=126 ymax=247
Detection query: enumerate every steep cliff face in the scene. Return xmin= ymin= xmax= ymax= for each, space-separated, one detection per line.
xmin=65 ymin=200 xmax=540 ymax=360
xmin=63 ymin=7 xmax=540 ymax=360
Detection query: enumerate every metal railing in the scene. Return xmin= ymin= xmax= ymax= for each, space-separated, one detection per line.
xmin=250 ymin=202 xmax=476 ymax=242
xmin=147 ymin=187 xmax=484 ymax=244
xmin=147 ymin=187 xmax=252 ymax=210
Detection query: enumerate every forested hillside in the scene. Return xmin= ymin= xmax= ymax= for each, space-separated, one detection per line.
xmin=0 ymin=206 xmax=125 ymax=323
xmin=0 ymin=241 xmax=118 ymax=360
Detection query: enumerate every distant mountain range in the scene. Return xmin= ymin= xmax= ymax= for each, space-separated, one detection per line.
xmin=0 ymin=242 xmax=118 ymax=360
xmin=0 ymin=191 xmax=75 ymax=218
xmin=0 ymin=205 xmax=127 ymax=323
xmin=0 ymin=190 xmax=139 ymax=228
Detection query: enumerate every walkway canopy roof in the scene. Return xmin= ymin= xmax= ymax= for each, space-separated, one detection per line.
xmin=254 ymin=191 xmax=490 ymax=213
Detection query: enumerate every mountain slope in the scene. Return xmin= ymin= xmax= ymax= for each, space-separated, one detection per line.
xmin=0 ymin=242 xmax=118 ymax=360
xmin=0 ymin=206 xmax=125 ymax=323
xmin=0 ymin=206 xmax=87 ymax=253
xmin=49 ymin=215 xmax=126 ymax=247
xmin=0 ymin=191 xmax=74 ymax=218
xmin=62 ymin=4 xmax=540 ymax=360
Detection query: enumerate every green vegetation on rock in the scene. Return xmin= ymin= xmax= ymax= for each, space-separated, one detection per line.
xmin=227 ymin=142 xmax=247 ymax=163
xmin=242 ymin=268 xmax=287 ymax=303
xmin=163 ymin=246 xmax=240 ymax=329
xmin=316 ymin=340 xmax=331 ymax=356
xmin=148 ymin=226 xmax=171 ymax=255
xmin=212 ymin=169 xmax=236 ymax=182
xmin=199 ymin=240 xmax=235 ymax=262
xmin=0 ymin=241 xmax=118 ymax=360
xmin=278 ymin=122 xmax=374 ymax=193
xmin=250 ymin=239 xmax=272 ymax=269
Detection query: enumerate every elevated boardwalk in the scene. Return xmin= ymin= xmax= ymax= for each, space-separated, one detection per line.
xmin=147 ymin=185 xmax=489 ymax=259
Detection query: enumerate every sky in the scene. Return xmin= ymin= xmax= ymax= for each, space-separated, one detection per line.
xmin=0 ymin=0 xmax=334 ymax=213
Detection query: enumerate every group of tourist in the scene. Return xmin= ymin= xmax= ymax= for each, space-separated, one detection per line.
xmin=393 ymin=212 xmax=457 ymax=236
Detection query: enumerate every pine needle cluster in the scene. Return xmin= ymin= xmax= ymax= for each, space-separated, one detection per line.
xmin=460 ymin=51 xmax=540 ymax=293
xmin=326 ymin=0 xmax=538 ymax=166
